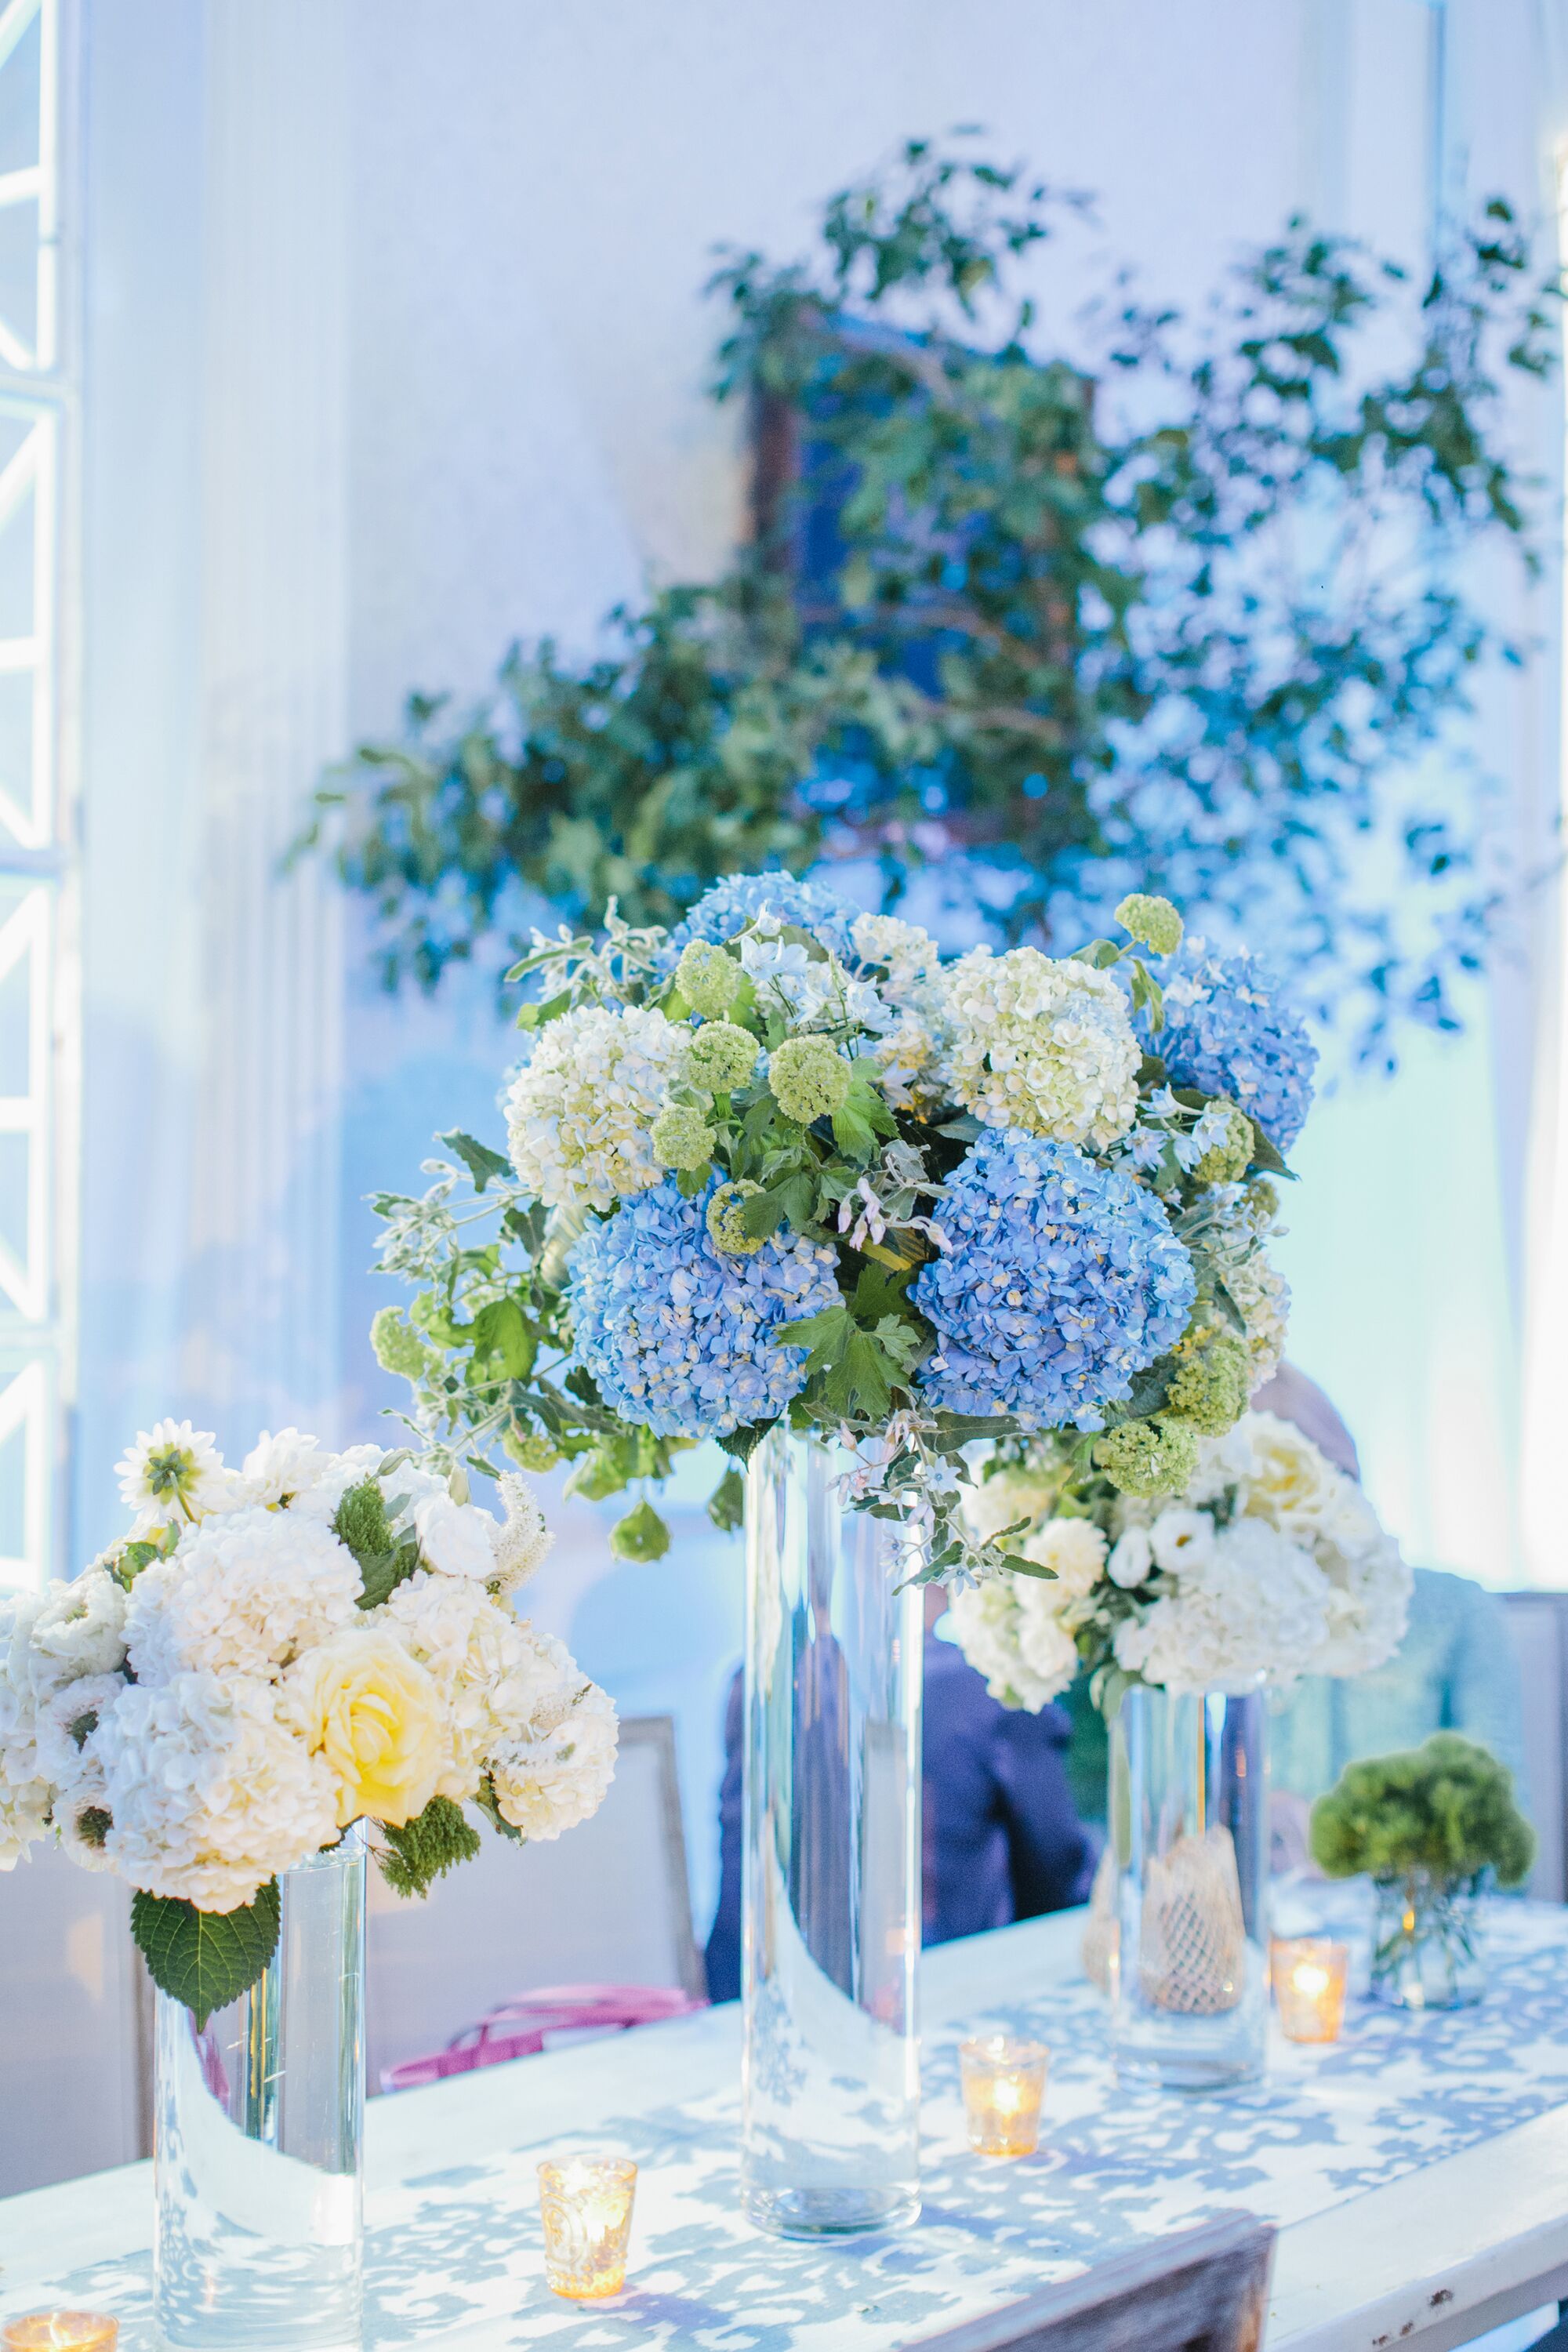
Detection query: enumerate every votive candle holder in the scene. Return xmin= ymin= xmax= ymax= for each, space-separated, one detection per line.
xmin=959 ymin=2034 xmax=1049 ymax=2157
xmin=537 ymin=2156 xmax=637 ymax=2297
xmin=1273 ymin=1936 xmax=1349 ymax=2044
xmin=4 ymin=2319 xmax=119 ymax=2352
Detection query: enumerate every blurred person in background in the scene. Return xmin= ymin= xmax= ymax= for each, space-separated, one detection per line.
xmin=704 ymin=1582 xmax=1097 ymax=2003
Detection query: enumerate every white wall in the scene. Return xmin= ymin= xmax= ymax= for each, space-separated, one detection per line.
xmin=75 ymin=0 xmax=1567 ymax=1938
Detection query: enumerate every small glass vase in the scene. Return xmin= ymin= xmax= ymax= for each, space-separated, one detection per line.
xmin=1369 ymin=1869 xmax=1486 ymax=2009
xmin=742 ymin=1427 xmax=922 ymax=2239
xmin=154 ymin=1829 xmax=366 ymax=2352
xmin=1110 ymin=1682 xmax=1269 ymax=2089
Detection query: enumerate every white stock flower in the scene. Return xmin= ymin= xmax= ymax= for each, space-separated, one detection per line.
xmin=115 ymin=1419 xmax=234 ymax=1529
xmin=942 ymin=947 xmax=1140 ymax=1149
xmin=505 ymin=1003 xmax=690 ymax=1213
xmin=413 ymin=1493 xmax=500 ymax=1581
xmin=92 ymin=1671 xmax=339 ymax=1911
xmin=492 ymin=1474 xmax=554 ymax=1592
xmin=488 ymin=1630 xmax=619 ymax=1840
xmin=125 ymin=1507 xmax=362 ymax=1684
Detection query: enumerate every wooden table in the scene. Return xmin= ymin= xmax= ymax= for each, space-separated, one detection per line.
xmin=2 ymin=1903 xmax=1566 ymax=2349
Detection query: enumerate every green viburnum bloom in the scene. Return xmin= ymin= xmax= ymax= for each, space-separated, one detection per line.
xmin=768 ymin=1034 xmax=852 ymax=1121
xmin=1094 ymin=1416 xmax=1200 ymax=1497
xmin=370 ymin=1305 xmax=432 ymax=1381
xmin=688 ymin=1018 xmax=758 ymax=1094
xmin=610 ymin=1498 xmax=672 ymax=1562
xmin=650 ymin=1103 xmax=717 ymax=1171
xmin=1114 ymin=892 xmax=1185 ymax=956
xmin=706 ymin=1177 xmax=766 ymax=1254
xmin=1164 ymin=1325 xmax=1250 ymax=1435
xmin=504 ymin=1422 xmax=561 ymax=1472
xmin=675 ymin=938 xmax=742 ymax=1018
xmin=1192 ymin=1100 xmax=1255 ymax=1186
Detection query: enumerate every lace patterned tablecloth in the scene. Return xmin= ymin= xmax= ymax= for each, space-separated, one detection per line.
xmin=12 ymin=1903 xmax=1568 ymax=2350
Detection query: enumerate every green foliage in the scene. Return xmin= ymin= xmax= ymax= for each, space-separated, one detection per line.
xmin=376 ymin=1796 xmax=483 ymax=1898
xmin=1310 ymin=1731 xmax=1537 ymax=1889
xmin=299 ymin=141 xmax=1556 ymax=1059
xmin=131 ymin=1880 xmax=282 ymax=2030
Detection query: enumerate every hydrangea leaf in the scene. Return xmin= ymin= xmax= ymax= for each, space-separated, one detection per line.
xmin=131 ymin=1881 xmax=281 ymax=2030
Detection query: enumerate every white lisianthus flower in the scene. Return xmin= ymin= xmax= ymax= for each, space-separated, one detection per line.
xmin=505 ymin=1003 xmax=691 ymax=1213
xmin=92 ymin=1671 xmax=340 ymax=1911
xmin=125 ymin=1507 xmax=362 ymax=1684
xmin=492 ymin=1474 xmax=554 ymax=1592
xmin=942 ymin=946 xmax=1140 ymax=1149
xmin=488 ymin=1630 xmax=619 ymax=1839
xmin=1107 ymin=1526 xmax=1153 ymax=1588
xmin=115 ymin=1419 xmax=234 ymax=1530
xmin=412 ymin=1493 xmax=500 ymax=1581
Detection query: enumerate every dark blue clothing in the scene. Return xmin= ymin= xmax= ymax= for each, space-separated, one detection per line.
xmin=704 ymin=1633 xmax=1097 ymax=2003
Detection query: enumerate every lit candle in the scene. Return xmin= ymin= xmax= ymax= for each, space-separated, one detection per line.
xmin=958 ymin=2034 xmax=1049 ymax=2158
xmin=1272 ymin=1936 xmax=1349 ymax=2044
xmin=537 ymin=2156 xmax=638 ymax=2298
xmin=4 ymin=2319 xmax=118 ymax=2352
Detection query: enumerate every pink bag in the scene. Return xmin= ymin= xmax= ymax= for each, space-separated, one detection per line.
xmin=379 ymin=1982 xmax=706 ymax=2092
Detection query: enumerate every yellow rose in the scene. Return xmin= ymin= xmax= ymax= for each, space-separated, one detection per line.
xmin=286 ymin=1627 xmax=444 ymax=1828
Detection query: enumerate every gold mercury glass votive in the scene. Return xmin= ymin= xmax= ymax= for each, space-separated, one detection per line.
xmin=1273 ymin=1936 xmax=1350 ymax=2044
xmin=4 ymin=2319 xmax=119 ymax=2352
xmin=959 ymin=2034 xmax=1050 ymax=2157
xmin=537 ymin=2156 xmax=638 ymax=2298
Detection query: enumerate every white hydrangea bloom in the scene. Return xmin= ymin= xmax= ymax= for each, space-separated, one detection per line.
xmin=942 ymin=946 xmax=1140 ymax=1148
xmin=492 ymin=1474 xmax=554 ymax=1592
xmin=505 ymin=1004 xmax=690 ymax=1212
xmin=1227 ymin=1248 xmax=1290 ymax=1383
xmin=1113 ymin=1513 xmax=1331 ymax=1693
xmin=944 ymin=1576 xmax=1080 ymax=1711
xmin=92 ymin=1671 xmax=339 ymax=1911
xmin=115 ymin=1418 xmax=234 ymax=1530
xmin=488 ymin=1629 xmax=619 ymax=1840
xmin=125 ymin=1507 xmax=362 ymax=1685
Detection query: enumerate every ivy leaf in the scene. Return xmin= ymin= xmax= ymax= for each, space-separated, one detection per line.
xmin=132 ymin=1882 xmax=282 ymax=2030
xmin=437 ymin=1129 xmax=512 ymax=1192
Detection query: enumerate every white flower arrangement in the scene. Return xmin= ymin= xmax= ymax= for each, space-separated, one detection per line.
xmin=949 ymin=1409 xmax=1411 ymax=1706
xmin=0 ymin=1421 xmax=615 ymax=2023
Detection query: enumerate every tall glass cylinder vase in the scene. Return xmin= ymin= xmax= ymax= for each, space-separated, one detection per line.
xmin=742 ymin=1427 xmax=922 ymax=2239
xmin=1110 ymin=1683 xmax=1269 ymax=2089
xmin=154 ymin=1829 xmax=367 ymax=2352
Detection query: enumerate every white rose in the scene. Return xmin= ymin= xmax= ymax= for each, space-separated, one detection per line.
xmin=413 ymin=1494 xmax=500 ymax=1581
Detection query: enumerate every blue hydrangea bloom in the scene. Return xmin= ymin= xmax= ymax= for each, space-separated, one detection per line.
xmin=913 ymin=1131 xmax=1196 ymax=1429
xmin=663 ymin=870 xmax=857 ymax=962
xmin=568 ymin=1177 xmax=841 ymax=1439
xmin=1137 ymin=944 xmax=1316 ymax=1151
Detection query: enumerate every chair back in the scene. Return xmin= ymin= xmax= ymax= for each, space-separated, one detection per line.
xmin=0 ymin=1839 xmax=148 ymax=2193
xmin=1498 ymin=1590 xmax=1568 ymax=1900
xmin=906 ymin=2212 xmax=1274 ymax=2351
xmin=365 ymin=1714 xmax=702 ymax=2094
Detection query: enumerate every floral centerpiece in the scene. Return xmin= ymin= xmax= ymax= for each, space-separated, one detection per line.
xmin=370 ymin=873 xmax=1314 ymax=1573
xmin=0 ymin=1418 xmax=615 ymax=2024
xmin=1311 ymin=1730 xmax=1534 ymax=2009
xmin=948 ymin=1407 xmax=1414 ymax=1710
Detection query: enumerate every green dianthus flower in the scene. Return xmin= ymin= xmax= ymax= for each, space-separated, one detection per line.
xmin=706 ymin=1178 xmax=766 ymax=1255
xmin=1094 ymin=1416 xmax=1199 ymax=1497
xmin=1115 ymin=893 xmax=1185 ymax=956
xmin=688 ymin=1019 xmax=758 ymax=1094
xmin=371 ymin=1305 xmax=434 ymax=1382
xmin=1164 ymin=1326 xmax=1250 ymax=1435
xmin=650 ymin=1103 xmax=717 ymax=1171
xmin=768 ymin=1034 xmax=851 ymax=1122
xmin=675 ymin=938 xmax=742 ymax=1018
xmin=1192 ymin=1100 xmax=1255 ymax=1186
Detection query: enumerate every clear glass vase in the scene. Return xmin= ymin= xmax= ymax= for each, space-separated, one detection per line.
xmin=154 ymin=1829 xmax=366 ymax=2351
xmin=742 ymin=1427 xmax=922 ymax=2239
xmin=1369 ymin=1869 xmax=1486 ymax=2009
xmin=1110 ymin=1682 xmax=1269 ymax=2089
